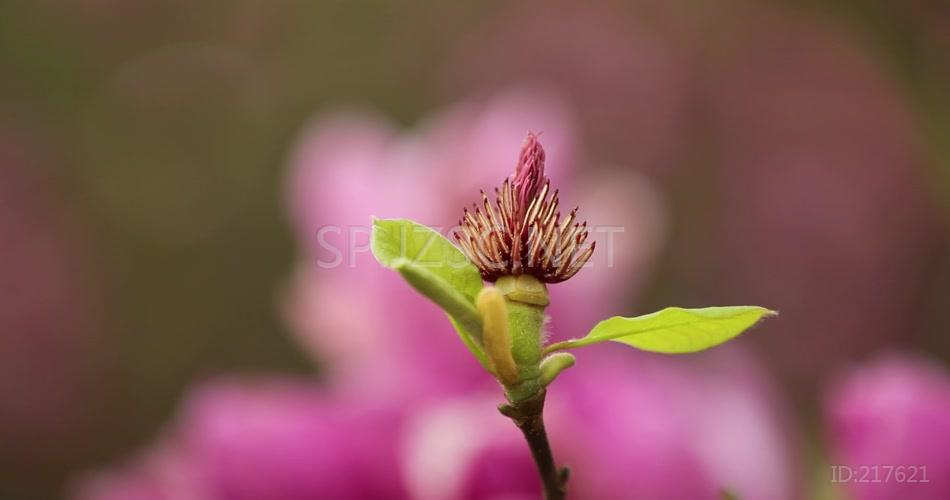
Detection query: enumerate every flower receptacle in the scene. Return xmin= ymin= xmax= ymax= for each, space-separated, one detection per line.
xmin=495 ymin=275 xmax=550 ymax=307
xmin=475 ymin=274 xmax=551 ymax=402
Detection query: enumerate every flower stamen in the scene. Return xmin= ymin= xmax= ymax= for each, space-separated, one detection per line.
xmin=455 ymin=132 xmax=595 ymax=283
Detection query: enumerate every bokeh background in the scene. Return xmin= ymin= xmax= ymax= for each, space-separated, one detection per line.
xmin=1 ymin=1 xmax=949 ymax=499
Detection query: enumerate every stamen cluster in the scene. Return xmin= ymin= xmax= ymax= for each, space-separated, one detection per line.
xmin=455 ymin=133 xmax=594 ymax=283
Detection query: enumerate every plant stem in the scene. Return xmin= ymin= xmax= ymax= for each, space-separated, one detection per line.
xmin=499 ymin=390 xmax=567 ymax=500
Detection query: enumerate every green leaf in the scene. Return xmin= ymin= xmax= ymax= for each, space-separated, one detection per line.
xmin=545 ymin=306 xmax=776 ymax=354
xmin=370 ymin=218 xmax=488 ymax=367
xmin=392 ymin=260 xmax=482 ymax=341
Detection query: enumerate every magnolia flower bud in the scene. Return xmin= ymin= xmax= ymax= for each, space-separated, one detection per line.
xmin=454 ymin=133 xmax=595 ymax=283
xmin=451 ymin=134 xmax=594 ymax=403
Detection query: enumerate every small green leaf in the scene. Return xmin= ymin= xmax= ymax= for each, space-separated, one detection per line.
xmin=392 ymin=260 xmax=483 ymax=340
xmin=545 ymin=306 xmax=776 ymax=354
xmin=371 ymin=218 xmax=488 ymax=367
xmin=540 ymin=352 xmax=576 ymax=387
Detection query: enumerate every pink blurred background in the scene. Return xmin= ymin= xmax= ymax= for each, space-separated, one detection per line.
xmin=1 ymin=1 xmax=948 ymax=499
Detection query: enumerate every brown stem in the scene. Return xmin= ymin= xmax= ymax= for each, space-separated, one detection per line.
xmin=499 ymin=390 xmax=568 ymax=500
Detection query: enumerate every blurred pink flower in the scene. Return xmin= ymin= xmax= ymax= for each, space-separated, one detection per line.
xmin=75 ymin=378 xmax=408 ymax=500
xmin=404 ymin=350 xmax=798 ymax=500
xmin=282 ymin=88 xmax=666 ymax=400
xmin=824 ymin=354 xmax=950 ymax=500
xmin=182 ymin=380 xmax=408 ymax=500
xmin=400 ymin=394 xmax=538 ymax=500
